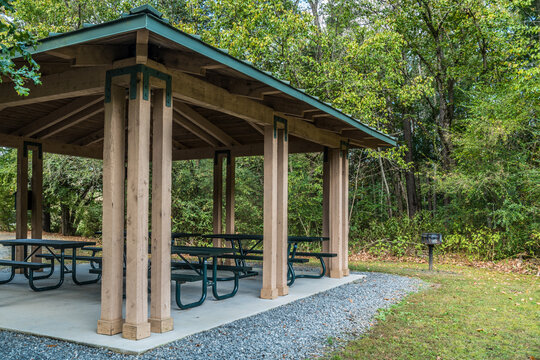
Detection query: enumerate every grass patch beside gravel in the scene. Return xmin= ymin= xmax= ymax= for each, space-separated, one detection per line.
xmin=329 ymin=261 xmax=539 ymax=360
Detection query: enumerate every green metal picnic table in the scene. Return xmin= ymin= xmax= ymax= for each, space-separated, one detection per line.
xmin=201 ymin=234 xmax=334 ymax=285
xmin=0 ymin=238 xmax=98 ymax=291
xmin=171 ymin=245 xmax=244 ymax=309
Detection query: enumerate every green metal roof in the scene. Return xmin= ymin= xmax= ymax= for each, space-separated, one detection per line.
xmin=29 ymin=6 xmax=396 ymax=147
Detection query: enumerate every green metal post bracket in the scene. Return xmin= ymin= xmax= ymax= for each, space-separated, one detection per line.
xmin=273 ymin=116 xmax=288 ymax=141
xmin=340 ymin=140 xmax=350 ymax=159
xmin=23 ymin=141 xmax=43 ymax=159
xmin=214 ymin=150 xmax=231 ymax=165
xmin=105 ymin=64 xmax=172 ymax=107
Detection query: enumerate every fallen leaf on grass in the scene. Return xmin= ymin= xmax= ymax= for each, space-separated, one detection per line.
xmin=476 ymin=329 xmax=484 ymax=332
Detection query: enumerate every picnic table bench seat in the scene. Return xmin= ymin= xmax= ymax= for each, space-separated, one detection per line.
xmin=0 ymin=260 xmax=54 ymax=288
xmin=293 ymin=251 xmax=337 ymax=258
xmin=36 ymin=253 xmax=102 ymax=263
xmin=229 ymin=251 xmax=310 ymax=263
xmin=0 ymin=260 xmax=52 ymax=270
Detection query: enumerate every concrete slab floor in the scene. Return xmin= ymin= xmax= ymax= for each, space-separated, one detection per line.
xmin=0 ymin=264 xmax=364 ymax=354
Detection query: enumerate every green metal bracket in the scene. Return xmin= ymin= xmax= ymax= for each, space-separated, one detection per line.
xmin=105 ymin=64 xmax=172 ymax=107
xmin=214 ymin=150 xmax=231 ymax=165
xmin=273 ymin=116 xmax=288 ymax=141
xmin=23 ymin=141 xmax=43 ymax=159
xmin=340 ymin=140 xmax=350 ymax=159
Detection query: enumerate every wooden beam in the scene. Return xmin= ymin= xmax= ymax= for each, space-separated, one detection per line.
xmin=0 ymin=67 xmax=106 ymax=108
xmin=128 ymin=59 xmax=345 ymax=149
xmin=150 ymin=89 xmax=174 ymax=334
xmin=175 ymin=102 xmax=240 ymax=147
xmin=341 ymin=153 xmax=350 ymax=276
xmin=172 ymin=139 xmax=187 ymax=150
xmin=47 ymin=45 xmax=128 ymax=67
xmin=37 ymin=102 xmax=104 ymax=139
xmin=172 ymin=111 xmax=219 ymax=147
xmin=123 ymin=74 xmax=151 ymax=340
xmin=261 ymin=125 xmax=279 ymax=300
xmin=247 ymin=121 xmax=264 ymax=135
xmin=12 ymin=96 xmax=104 ymax=137
xmin=71 ymin=128 xmax=105 ymax=146
xmin=281 ymin=113 xmax=342 ymax=148
xmin=328 ymin=149 xmax=344 ymax=278
xmin=172 ymin=141 xmax=323 ymax=161
xmin=97 ymin=85 xmax=126 ymax=336
xmin=225 ymin=155 xmax=235 ymax=234
xmin=0 ymin=133 xmax=102 ymax=159
xmin=263 ymin=96 xmax=315 ymax=117
xmin=322 ymin=151 xmax=330 ymax=275
xmin=276 ymin=129 xmax=288 ymax=296
xmin=15 ymin=146 xmax=28 ymax=268
xmin=30 ymin=146 xmax=43 ymax=264
xmin=213 ymin=152 xmax=224 ymax=246
xmin=159 ymin=49 xmax=221 ymax=76
xmin=136 ymin=30 xmax=149 ymax=64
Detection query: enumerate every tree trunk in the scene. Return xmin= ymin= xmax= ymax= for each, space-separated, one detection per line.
xmin=402 ymin=115 xmax=419 ymax=217
xmin=393 ymin=171 xmax=404 ymax=216
xmin=60 ymin=204 xmax=74 ymax=236
xmin=42 ymin=203 xmax=51 ymax=233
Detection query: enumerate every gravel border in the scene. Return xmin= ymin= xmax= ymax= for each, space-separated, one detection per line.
xmin=0 ymin=272 xmax=425 ymax=359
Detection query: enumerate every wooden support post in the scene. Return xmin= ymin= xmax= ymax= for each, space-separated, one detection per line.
xmin=341 ymin=152 xmax=350 ymax=276
xmin=213 ymin=153 xmax=224 ymax=246
xmin=276 ymin=129 xmax=289 ymax=296
xmin=328 ymin=149 xmax=344 ymax=278
xmin=15 ymin=145 xmax=28 ymax=271
xmin=261 ymin=125 xmax=278 ymax=299
xmin=321 ymin=149 xmax=330 ymax=276
xmin=31 ymin=147 xmax=43 ymax=264
xmin=123 ymin=76 xmax=151 ymax=340
xmin=150 ymin=89 xmax=174 ymax=334
xmin=97 ymin=85 xmax=126 ymax=336
xmin=225 ymin=155 xmax=235 ymax=234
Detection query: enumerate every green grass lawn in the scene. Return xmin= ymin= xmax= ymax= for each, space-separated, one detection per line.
xmin=328 ymin=260 xmax=539 ymax=360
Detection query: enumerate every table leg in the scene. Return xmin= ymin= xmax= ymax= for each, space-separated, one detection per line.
xmin=71 ymin=247 xmax=101 ymax=285
xmin=0 ymin=246 xmax=16 ymax=284
xmin=174 ymin=257 xmax=208 ymax=310
xmin=28 ymin=249 xmax=64 ymax=292
xmin=211 ymin=255 xmax=239 ymax=300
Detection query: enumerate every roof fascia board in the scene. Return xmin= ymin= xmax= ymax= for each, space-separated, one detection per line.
xmin=28 ymin=14 xmax=148 ymax=55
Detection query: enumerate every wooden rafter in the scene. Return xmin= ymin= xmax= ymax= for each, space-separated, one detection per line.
xmin=47 ymin=45 xmax=129 ymax=67
xmin=174 ymin=102 xmax=240 ymax=147
xmin=0 ymin=67 xmax=105 ymax=108
xmin=0 ymin=133 xmax=102 ymax=159
xmin=12 ymin=95 xmax=104 ymax=137
xmin=71 ymin=128 xmax=105 ymax=146
xmin=37 ymin=102 xmax=104 ymax=139
xmin=172 ymin=111 xmax=219 ymax=147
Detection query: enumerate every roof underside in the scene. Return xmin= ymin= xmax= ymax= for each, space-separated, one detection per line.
xmin=0 ymin=7 xmax=395 ymax=160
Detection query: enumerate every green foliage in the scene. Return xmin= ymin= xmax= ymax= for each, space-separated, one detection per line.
xmin=0 ymin=0 xmax=537 ymax=260
xmin=0 ymin=148 xmax=16 ymax=230
xmin=0 ymin=0 xmax=40 ymax=95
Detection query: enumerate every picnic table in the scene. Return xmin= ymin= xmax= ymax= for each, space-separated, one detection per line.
xmin=171 ymin=245 xmax=247 ymax=309
xmin=201 ymin=234 xmax=336 ymax=285
xmin=201 ymin=234 xmax=263 ymax=279
xmin=0 ymin=239 xmax=98 ymax=291
xmin=286 ymin=236 xmax=335 ymax=286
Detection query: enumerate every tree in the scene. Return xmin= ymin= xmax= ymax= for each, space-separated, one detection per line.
xmin=0 ymin=0 xmax=39 ymax=95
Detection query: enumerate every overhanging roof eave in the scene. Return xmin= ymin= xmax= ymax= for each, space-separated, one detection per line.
xmin=26 ymin=13 xmax=396 ymax=147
